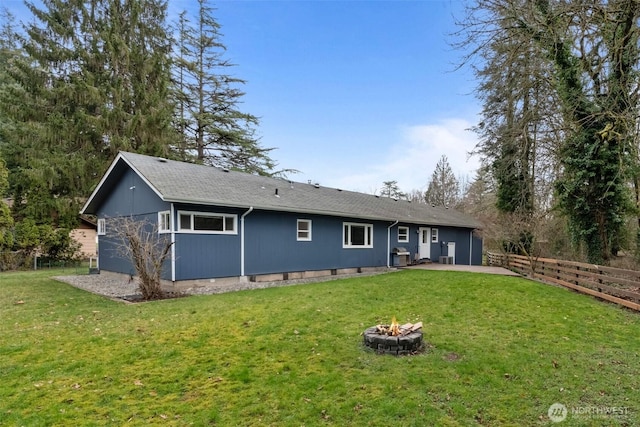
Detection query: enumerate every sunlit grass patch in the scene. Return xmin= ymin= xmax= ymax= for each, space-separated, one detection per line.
xmin=1 ymin=269 xmax=639 ymax=426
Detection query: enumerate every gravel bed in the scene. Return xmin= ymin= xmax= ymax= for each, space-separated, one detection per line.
xmin=54 ymin=270 xmax=395 ymax=300
xmin=54 ymin=275 xmax=142 ymax=299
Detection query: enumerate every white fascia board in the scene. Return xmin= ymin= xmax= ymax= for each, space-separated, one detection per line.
xmin=162 ymin=196 xmax=477 ymax=227
xmin=80 ymin=152 xmax=166 ymax=214
xmin=162 ymin=196 xmax=393 ymax=222
xmin=173 ymin=199 xmax=480 ymax=228
xmin=80 ymin=152 xmax=126 ymax=214
xmin=119 ymin=154 xmax=166 ymax=201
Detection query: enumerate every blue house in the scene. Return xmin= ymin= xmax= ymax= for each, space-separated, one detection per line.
xmin=81 ymin=152 xmax=482 ymax=289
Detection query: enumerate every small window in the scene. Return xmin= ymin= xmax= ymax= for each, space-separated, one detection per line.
xmin=297 ymin=219 xmax=312 ymax=241
xmin=179 ymin=213 xmax=191 ymax=230
xmin=343 ymin=222 xmax=373 ymax=248
xmin=97 ymin=218 xmax=106 ymax=236
xmin=431 ymin=228 xmax=439 ymax=243
xmin=177 ymin=211 xmax=237 ymax=234
xmin=158 ymin=211 xmax=171 ymax=233
xmin=398 ymin=226 xmax=409 ymax=242
xmin=225 ymin=216 xmax=234 ymax=231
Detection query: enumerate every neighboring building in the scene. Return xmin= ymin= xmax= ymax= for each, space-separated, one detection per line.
xmin=81 ymin=152 xmax=482 ymax=288
xmin=70 ymin=216 xmax=97 ymax=257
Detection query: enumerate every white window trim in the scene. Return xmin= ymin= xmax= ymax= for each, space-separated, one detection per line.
xmin=158 ymin=211 xmax=171 ymax=233
xmin=97 ymin=218 xmax=106 ymax=235
xmin=297 ymin=219 xmax=312 ymax=241
xmin=176 ymin=210 xmax=238 ymax=234
xmin=432 ymin=228 xmax=439 ymax=243
xmin=343 ymin=222 xmax=374 ymax=248
xmin=398 ymin=226 xmax=409 ymax=243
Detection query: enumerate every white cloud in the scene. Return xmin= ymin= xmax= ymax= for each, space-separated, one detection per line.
xmin=324 ymin=118 xmax=481 ymax=194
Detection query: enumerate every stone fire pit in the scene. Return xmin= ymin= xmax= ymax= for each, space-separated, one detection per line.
xmin=363 ymin=319 xmax=424 ymax=355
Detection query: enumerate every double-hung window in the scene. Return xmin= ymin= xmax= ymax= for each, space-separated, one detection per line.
xmin=398 ymin=226 xmax=409 ymax=243
xmin=158 ymin=211 xmax=171 ymax=233
xmin=177 ymin=211 xmax=237 ymax=234
xmin=343 ymin=222 xmax=373 ymax=248
xmin=431 ymin=228 xmax=439 ymax=243
xmin=297 ymin=219 xmax=312 ymax=241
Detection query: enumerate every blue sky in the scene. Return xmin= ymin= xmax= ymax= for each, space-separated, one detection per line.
xmin=5 ymin=0 xmax=481 ymax=194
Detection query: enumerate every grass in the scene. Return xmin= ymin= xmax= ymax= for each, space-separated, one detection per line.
xmin=1 ymin=268 xmax=639 ymax=426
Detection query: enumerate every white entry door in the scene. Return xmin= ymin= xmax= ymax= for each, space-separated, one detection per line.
xmin=447 ymin=242 xmax=456 ymax=264
xmin=418 ymin=227 xmax=431 ymax=260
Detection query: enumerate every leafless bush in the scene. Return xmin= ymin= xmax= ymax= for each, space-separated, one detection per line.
xmin=107 ymin=216 xmax=172 ymax=300
xmin=479 ymin=210 xmax=550 ymax=274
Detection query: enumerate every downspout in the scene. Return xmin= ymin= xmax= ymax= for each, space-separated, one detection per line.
xmin=469 ymin=230 xmax=473 ymax=266
xmin=171 ymin=203 xmax=176 ymax=282
xmin=387 ymin=220 xmax=399 ymax=268
xmin=240 ymin=206 xmax=254 ymax=279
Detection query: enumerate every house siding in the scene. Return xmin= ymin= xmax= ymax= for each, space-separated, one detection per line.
xmin=98 ymin=168 xmax=168 ymax=216
xmin=169 ymin=208 xmax=393 ymax=280
xmin=98 ymin=212 xmax=171 ymax=278
xmin=472 ymin=232 xmax=483 ymax=265
xmin=174 ymin=233 xmax=241 ymax=279
xmin=172 ymin=203 xmax=244 ymax=280
xmin=425 ymin=226 xmax=482 ymax=265
xmin=97 ymin=168 xmax=171 ymax=277
xmin=244 ymin=211 xmax=389 ymax=276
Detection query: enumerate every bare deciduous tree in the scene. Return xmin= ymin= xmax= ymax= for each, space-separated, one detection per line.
xmin=455 ymin=0 xmax=640 ymax=264
xmin=107 ymin=217 xmax=173 ymax=300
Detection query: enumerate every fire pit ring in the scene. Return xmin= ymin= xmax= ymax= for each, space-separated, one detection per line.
xmin=363 ymin=327 xmax=424 ymax=356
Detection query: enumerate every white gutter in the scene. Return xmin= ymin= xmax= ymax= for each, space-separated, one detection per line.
xmin=240 ymin=206 xmax=254 ymax=277
xmin=160 ymin=197 xmax=475 ymax=228
xmin=171 ymin=203 xmax=176 ymax=282
xmin=387 ymin=220 xmax=399 ymax=268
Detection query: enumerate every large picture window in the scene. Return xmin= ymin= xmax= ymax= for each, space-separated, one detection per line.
xmin=177 ymin=211 xmax=237 ymax=234
xmin=343 ymin=222 xmax=373 ymax=248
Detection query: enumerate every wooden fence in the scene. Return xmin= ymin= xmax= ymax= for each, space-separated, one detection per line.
xmin=486 ymin=252 xmax=640 ymax=311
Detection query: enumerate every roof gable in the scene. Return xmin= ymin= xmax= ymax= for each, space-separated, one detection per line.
xmin=82 ymin=152 xmax=482 ymax=229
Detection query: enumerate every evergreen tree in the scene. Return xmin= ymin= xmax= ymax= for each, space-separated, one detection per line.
xmin=425 ymin=155 xmax=459 ymax=207
xmin=100 ymin=0 xmax=177 ymax=157
xmin=379 ymin=180 xmax=406 ymax=199
xmin=173 ymin=0 xmax=275 ymax=175
xmin=0 ymin=156 xmax=13 ymax=249
xmin=0 ymin=0 xmax=176 ymax=226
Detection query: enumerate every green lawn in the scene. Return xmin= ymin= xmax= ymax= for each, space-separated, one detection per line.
xmin=1 ymin=269 xmax=639 ymax=426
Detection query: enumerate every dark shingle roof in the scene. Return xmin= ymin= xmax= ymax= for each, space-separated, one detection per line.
xmin=82 ymin=151 xmax=482 ymax=229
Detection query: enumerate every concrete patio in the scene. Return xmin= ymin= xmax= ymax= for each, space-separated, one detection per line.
xmin=405 ymin=263 xmax=521 ymax=276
